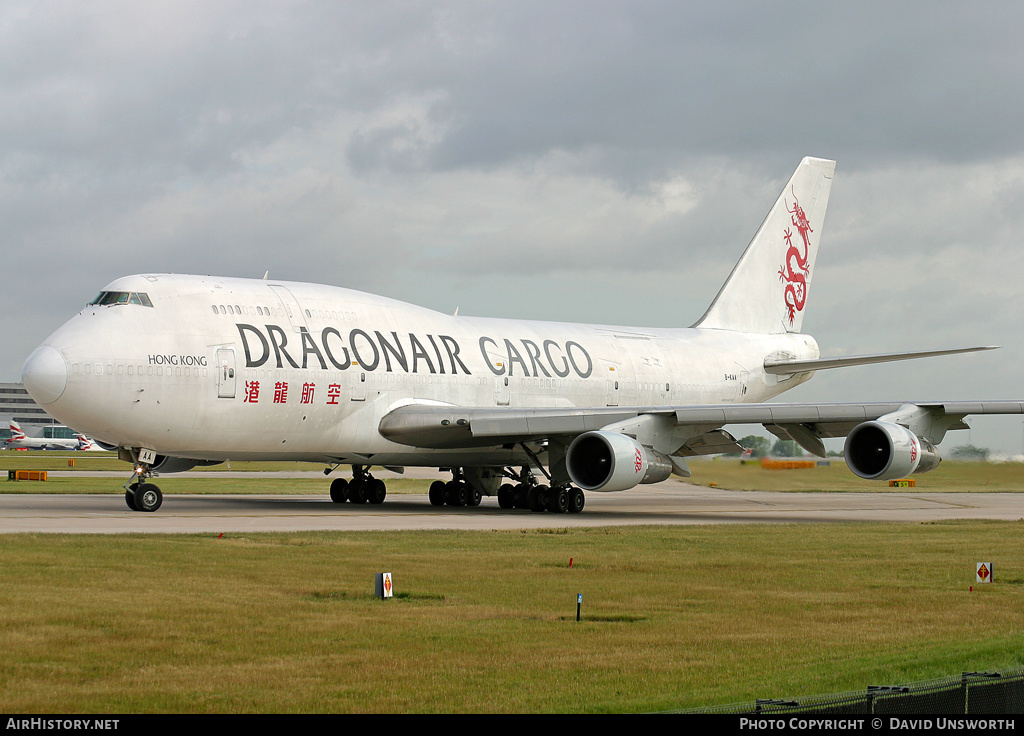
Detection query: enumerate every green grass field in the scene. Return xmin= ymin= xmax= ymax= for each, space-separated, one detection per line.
xmin=2 ymin=523 xmax=1024 ymax=713
xmin=2 ymin=451 xmax=1024 ymax=712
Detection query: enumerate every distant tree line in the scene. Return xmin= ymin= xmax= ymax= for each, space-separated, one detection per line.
xmin=949 ymin=444 xmax=990 ymax=461
xmin=732 ymin=435 xmax=799 ymax=457
xmin=730 ymin=435 xmax=991 ymax=461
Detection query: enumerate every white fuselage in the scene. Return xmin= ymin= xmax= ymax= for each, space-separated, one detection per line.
xmin=25 ymin=274 xmax=819 ymax=466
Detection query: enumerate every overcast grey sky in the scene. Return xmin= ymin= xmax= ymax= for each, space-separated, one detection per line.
xmin=4 ymin=1 xmax=1024 ymax=452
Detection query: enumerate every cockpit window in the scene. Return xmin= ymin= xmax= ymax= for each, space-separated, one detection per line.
xmin=89 ymin=291 xmax=154 ymax=307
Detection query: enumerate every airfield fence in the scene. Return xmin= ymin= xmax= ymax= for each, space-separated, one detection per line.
xmin=673 ymin=668 xmax=1024 ymax=714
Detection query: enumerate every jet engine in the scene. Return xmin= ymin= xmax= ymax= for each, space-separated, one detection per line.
xmin=566 ymin=431 xmax=673 ymax=492
xmin=844 ymin=421 xmax=941 ymax=480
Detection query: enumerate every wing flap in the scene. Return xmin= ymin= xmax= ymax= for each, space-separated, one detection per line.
xmin=765 ymin=423 xmax=827 ymax=457
xmin=676 ymin=429 xmax=744 ymax=457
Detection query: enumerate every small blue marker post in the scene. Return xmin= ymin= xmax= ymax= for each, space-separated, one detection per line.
xmin=577 ymin=593 xmax=582 ymax=622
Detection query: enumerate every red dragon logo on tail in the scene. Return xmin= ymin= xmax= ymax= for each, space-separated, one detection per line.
xmin=778 ymin=186 xmax=813 ymax=325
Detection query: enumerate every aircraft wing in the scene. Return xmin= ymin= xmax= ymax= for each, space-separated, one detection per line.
xmin=379 ymin=400 xmax=1024 ymax=458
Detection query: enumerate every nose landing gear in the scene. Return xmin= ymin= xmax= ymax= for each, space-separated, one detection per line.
xmin=124 ymin=461 xmax=162 ymax=512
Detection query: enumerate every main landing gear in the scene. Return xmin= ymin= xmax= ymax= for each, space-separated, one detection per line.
xmin=328 ymin=465 xmax=387 ymax=505
xmin=426 ymin=469 xmax=483 ymax=508
xmin=496 ymin=480 xmax=585 ymax=514
xmin=325 ymin=464 xmax=586 ymax=512
xmin=428 ymin=468 xmax=586 ymax=514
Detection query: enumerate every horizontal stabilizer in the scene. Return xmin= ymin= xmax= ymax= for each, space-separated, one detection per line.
xmin=763 ymin=346 xmax=998 ymax=375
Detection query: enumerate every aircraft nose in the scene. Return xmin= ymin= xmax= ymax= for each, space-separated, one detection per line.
xmin=22 ymin=345 xmax=69 ymax=405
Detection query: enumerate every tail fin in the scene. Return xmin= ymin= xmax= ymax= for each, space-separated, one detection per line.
xmin=693 ymin=157 xmax=835 ymax=334
xmin=9 ymin=421 xmax=25 ymax=439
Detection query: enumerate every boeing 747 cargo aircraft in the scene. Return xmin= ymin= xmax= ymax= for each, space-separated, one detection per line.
xmin=20 ymin=158 xmax=1021 ymax=512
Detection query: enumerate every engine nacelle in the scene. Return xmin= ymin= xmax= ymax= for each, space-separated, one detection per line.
xmin=566 ymin=431 xmax=673 ymax=492
xmin=150 ymin=455 xmax=223 ymax=474
xmin=844 ymin=421 xmax=941 ymax=480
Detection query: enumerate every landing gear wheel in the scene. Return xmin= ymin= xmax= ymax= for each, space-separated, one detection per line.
xmin=498 ymin=483 xmax=516 ymax=509
xmin=445 ymin=480 xmax=467 ymax=506
xmin=348 ymin=479 xmax=367 ymax=504
xmin=466 ymin=485 xmax=482 ymax=507
xmin=125 ymin=484 xmax=139 ymax=511
xmin=134 ymin=483 xmax=163 ymax=512
xmin=367 ymin=478 xmax=387 ymax=504
xmin=568 ymin=487 xmax=585 ymax=514
xmin=529 ymin=485 xmax=548 ymax=512
xmin=428 ymin=480 xmax=446 ymax=506
xmin=546 ymin=486 xmax=570 ymax=514
xmin=330 ymin=477 xmax=350 ymax=503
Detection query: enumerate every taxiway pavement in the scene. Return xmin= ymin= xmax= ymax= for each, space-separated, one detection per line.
xmin=1 ymin=480 xmax=1022 ymax=534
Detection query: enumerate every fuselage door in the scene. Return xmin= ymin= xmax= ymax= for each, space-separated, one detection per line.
xmin=216 ymin=348 xmax=236 ymax=399
xmin=495 ymin=376 xmax=510 ymax=406
xmin=268 ymin=284 xmax=308 ymax=334
xmin=352 ymin=372 xmax=366 ymax=401
xmin=606 ymin=370 xmax=620 ymax=406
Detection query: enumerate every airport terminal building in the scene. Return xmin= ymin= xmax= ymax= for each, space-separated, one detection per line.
xmin=0 ymin=381 xmax=72 ymax=441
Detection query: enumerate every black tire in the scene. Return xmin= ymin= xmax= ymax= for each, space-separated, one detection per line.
xmin=497 ymin=483 xmax=515 ymax=509
xmin=529 ymin=485 xmax=548 ymax=512
xmin=568 ymin=487 xmax=585 ymax=514
xmin=125 ymin=484 xmax=138 ymax=511
xmin=135 ymin=483 xmax=163 ymax=512
xmin=428 ymin=480 xmax=446 ymax=506
xmin=513 ymin=483 xmax=530 ymax=509
xmin=445 ymin=480 xmax=467 ymax=506
xmin=547 ymin=487 xmax=569 ymax=514
xmin=348 ymin=479 xmax=367 ymax=504
xmin=466 ymin=485 xmax=482 ymax=507
xmin=367 ymin=478 xmax=387 ymax=504
xmin=330 ymin=477 xmax=349 ymax=503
